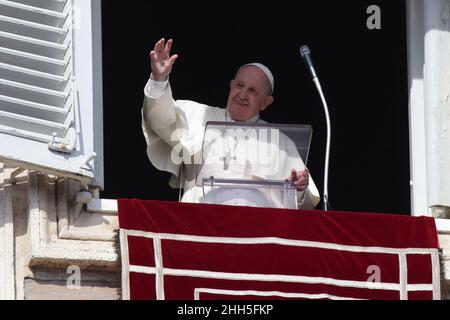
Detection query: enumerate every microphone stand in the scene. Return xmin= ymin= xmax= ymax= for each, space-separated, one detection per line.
xmin=300 ymin=45 xmax=332 ymax=212
xmin=312 ymin=77 xmax=331 ymax=211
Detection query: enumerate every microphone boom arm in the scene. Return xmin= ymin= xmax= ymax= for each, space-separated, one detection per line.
xmin=313 ymin=77 xmax=331 ymax=211
xmin=300 ymin=46 xmax=331 ymax=211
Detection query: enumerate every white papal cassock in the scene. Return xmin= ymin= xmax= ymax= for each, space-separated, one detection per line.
xmin=141 ymin=78 xmax=320 ymax=209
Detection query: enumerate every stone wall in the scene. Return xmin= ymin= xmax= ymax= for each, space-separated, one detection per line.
xmin=24 ymin=268 xmax=120 ymax=300
xmin=439 ymin=234 xmax=450 ymax=299
xmin=0 ymin=165 xmax=120 ymax=300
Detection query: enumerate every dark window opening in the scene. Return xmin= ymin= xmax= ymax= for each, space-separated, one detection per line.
xmin=101 ymin=0 xmax=410 ymax=214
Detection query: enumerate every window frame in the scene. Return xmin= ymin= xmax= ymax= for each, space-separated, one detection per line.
xmin=407 ymin=0 xmax=450 ymax=233
xmin=0 ymin=0 xmax=104 ymax=188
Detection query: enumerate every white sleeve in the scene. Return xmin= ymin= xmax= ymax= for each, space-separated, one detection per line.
xmin=144 ymin=74 xmax=169 ymax=98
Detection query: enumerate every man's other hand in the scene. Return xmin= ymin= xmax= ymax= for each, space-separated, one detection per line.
xmin=289 ymin=169 xmax=310 ymax=192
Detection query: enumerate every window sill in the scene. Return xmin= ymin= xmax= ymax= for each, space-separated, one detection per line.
xmin=88 ymin=199 xmax=450 ymax=234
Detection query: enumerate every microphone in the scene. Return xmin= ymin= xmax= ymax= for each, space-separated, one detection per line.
xmin=299 ymin=45 xmax=332 ymax=211
xmin=300 ymin=45 xmax=318 ymax=79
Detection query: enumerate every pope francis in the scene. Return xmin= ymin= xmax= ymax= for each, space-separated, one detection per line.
xmin=141 ymin=38 xmax=320 ymax=209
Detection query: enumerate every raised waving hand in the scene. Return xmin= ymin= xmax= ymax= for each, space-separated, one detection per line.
xmin=150 ymin=38 xmax=178 ymax=82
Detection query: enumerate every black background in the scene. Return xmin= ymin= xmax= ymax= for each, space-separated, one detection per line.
xmin=101 ymin=0 xmax=410 ymax=214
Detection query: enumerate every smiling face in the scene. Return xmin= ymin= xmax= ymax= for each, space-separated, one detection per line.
xmin=226 ymin=66 xmax=274 ymax=122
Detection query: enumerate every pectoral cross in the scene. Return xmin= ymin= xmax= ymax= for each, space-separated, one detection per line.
xmin=220 ymin=151 xmax=236 ymax=170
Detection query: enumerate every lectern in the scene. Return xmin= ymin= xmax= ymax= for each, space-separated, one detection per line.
xmin=195 ymin=121 xmax=312 ymax=210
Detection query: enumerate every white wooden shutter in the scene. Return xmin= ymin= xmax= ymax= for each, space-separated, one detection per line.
xmin=0 ymin=0 xmax=103 ymax=187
